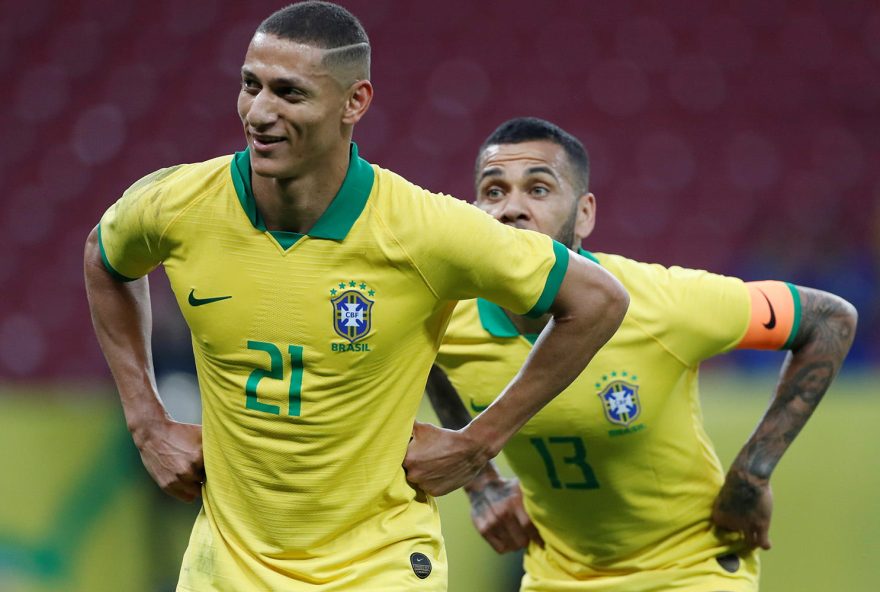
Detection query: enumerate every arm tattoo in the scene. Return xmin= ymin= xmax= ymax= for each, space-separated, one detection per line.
xmin=469 ymin=473 xmax=517 ymax=511
xmin=733 ymin=287 xmax=857 ymax=481
xmin=718 ymin=477 xmax=761 ymax=514
xmin=425 ymin=365 xmax=473 ymax=430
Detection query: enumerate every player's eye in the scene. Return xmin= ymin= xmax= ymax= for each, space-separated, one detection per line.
xmin=276 ymin=86 xmax=307 ymax=102
xmin=531 ymin=185 xmax=550 ymax=197
xmin=484 ymin=187 xmax=505 ymax=200
xmin=241 ymin=79 xmax=260 ymax=94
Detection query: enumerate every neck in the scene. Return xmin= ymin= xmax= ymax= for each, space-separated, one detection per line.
xmin=251 ymin=144 xmax=351 ymax=234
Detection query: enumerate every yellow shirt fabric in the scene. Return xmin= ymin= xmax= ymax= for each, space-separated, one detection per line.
xmin=436 ymin=251 xmax=760 ymax=592
xmin=97 ymin=144 xmax=568 ymax=591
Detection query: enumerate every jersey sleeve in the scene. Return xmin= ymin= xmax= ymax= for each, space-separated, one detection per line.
xmin=404 ymin=189 xmax=568 ymax=317
xmin=738 ymin=280 xmax=802 ymax=350
xmin=640 ymin=263 xmax=751 ymax=366
xmin=97 ymin=166 xmax=182 ymax=281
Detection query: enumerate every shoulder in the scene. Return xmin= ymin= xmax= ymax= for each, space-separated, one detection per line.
xmin=126 ymin=155 xmax=232 ymax=193
xmin=594 ymin=251 xmax=750 ymax=343
xmin=595 ymin=252 xmax=745 ymax=296
xmin=369 ymin=165 xmax=482 ymax=218
xmin=125 ymin=155 xmax=232 ymax=202
xmin=103 ymin=154 xmax=236 ymax=242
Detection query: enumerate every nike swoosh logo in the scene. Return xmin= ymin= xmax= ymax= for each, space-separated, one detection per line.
xmin=758 ymin=289 xmax=776 ymax=329
xmin=469 ymin=398 xmax=489 ymax=413
xmin=188 ymin=289 xmax=232 ymax=307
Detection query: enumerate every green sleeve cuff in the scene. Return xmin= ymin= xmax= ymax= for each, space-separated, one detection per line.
xmin=781 ymin=282 xmax=802 ymax=349
xmin=524 ymin=240 xmax=570 ymax=319
xmin=97 ymin=224 xmax=138 ymax=282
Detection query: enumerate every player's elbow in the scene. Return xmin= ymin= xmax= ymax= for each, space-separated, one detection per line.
xmin=554 ymin=260 xmax=629 ymax=333
xmin=594 ymin=270 xmax=629 ymax=330
xmin=832 ymin=294 xmax=858 ymax=348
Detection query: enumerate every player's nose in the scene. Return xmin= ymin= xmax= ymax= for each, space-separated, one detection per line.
xmin=245 ymin=89 xmax=279 ymax=128
xmin=497 ymin=192 xmax=530 ymax=224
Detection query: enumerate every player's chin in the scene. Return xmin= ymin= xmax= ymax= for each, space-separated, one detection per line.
xmin=250 ymin=155 xmax=295 ymax=179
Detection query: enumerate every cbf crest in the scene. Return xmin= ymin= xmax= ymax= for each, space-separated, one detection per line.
xmin=329 ymin=280 xmax=376 ymax=352
xmin=595 ymin=371 xmax=646 ymax=436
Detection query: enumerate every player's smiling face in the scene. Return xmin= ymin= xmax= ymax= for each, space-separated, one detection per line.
xmin=475 ymin=141 xmax=595 ymax=248
xmin=237 ymin=33 xmax=351 ymax=178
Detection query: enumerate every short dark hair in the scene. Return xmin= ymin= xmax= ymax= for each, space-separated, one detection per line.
xmin=477 ymin=117 xmax=590 ymax=194
xmin=257 ymin=1 xmax=370 ymax=79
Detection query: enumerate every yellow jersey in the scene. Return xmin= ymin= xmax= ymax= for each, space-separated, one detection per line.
xmin=97 ymin=144 xmax=568 ymax=591
xmin=436 ymin=251 xmax=767 ymax=592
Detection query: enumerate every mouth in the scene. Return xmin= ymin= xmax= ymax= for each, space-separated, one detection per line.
xmin=251 ymin=133 xmax=286 ymax=152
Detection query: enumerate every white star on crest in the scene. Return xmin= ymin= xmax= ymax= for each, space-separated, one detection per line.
xmin=608 ymin=390 xmax=635 ymax=416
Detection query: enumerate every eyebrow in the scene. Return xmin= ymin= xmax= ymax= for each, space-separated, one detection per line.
xmin=240 ymin=67 xmax=308 ymax=89
xmin=478 ymin=167 xmax=505 ymax=182
xmin=478 ymin=165 xmax=560 ymax=183
xmin=526 ymin=166 xmax=561 ymax=182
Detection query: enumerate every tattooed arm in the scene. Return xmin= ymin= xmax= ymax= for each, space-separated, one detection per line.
xmin=712 ymin=286 xmax=857 ymax=549
xmin=425 ymin=366 xmax=543 ymax=553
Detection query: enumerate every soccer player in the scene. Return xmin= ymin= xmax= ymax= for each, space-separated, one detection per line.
xmin=427 ymin=117 xmax=857 ymax=591
xmin=83 ymin=4 xmax=628 ymax=591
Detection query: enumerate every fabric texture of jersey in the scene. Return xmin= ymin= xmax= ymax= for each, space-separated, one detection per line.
xmin=436 ymin=251 xmax=760 ymax=592
xmin=97 ymin=144 xmax=566 ymax=591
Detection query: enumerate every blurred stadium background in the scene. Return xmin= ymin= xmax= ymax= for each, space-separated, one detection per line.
xmin=1 ymin=0 xmax=878 ymax=590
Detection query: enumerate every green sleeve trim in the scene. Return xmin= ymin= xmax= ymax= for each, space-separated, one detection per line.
xmin=524 ymin=240 xmax=570 ymax=319
xmin=782 ymin=282 xmax=802 ymax=350
xmin=96 ymin=224 xmax=137 ymax=282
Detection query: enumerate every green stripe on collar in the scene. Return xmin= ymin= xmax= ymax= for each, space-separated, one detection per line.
xmin=578 ymin=248 xmax=600 ymax=264
xmin=230 ymin=143 xmax=374 ymax=241
xmin=475 ymin=298 xmax=541 ymax=345
xmin=476 ymin=298 xmax=520 ymax=338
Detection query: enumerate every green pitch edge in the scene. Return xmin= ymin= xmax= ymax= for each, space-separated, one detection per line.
xmin=0 ymin=426 xmax=142 ymax=579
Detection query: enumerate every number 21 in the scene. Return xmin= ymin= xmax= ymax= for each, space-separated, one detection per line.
xmin=245 ymin=341 xmax=304 ymax=416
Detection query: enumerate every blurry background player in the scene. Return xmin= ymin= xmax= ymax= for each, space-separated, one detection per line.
xmin=427 ymin=117 xmax=857 ymax=592
xmin=83 ymin=4 xmax=627 ymax=592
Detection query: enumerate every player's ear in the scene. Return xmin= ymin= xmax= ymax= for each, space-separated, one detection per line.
xmin=342 ymin=80 xmax=373 ymax=125
xmin=575 ymin=192 xmax=596 ymax=239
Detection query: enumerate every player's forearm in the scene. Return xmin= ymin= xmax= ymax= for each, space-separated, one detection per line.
xmin=424 ymin=366 xmax=505 ymax=493
xmin=465 ymin=259 xmax=628 ymax=456
xmin=425 ymin=365 xmax=473 ymax=430
xmin=84 ymin=228 xmax=168 ymax=437
xmin=730 ymin=287 xmax=857 ymax=483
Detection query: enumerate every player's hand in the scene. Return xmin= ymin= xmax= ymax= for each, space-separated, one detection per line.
xmin=132 ymin=418 xmax=205 ymax=503
xmin=403 ymin=421 xmax=491 ymax=496
xmin=711 ymin=468 xmax=773 ymax=550
xmin=467 ymin=473 xmax=543 ymax=554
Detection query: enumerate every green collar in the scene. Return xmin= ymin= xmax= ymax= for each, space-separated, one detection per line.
xmin=578 ymin=247 xmax=599 ymax=264
xmin=230 ymin=143 xmax=375 ymax=244
xmin=477 ymin=248 xmax=599 ymax=343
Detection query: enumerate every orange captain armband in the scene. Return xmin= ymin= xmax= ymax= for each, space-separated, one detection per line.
xmin=737 ymin=281 xmax=802 ymax=350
